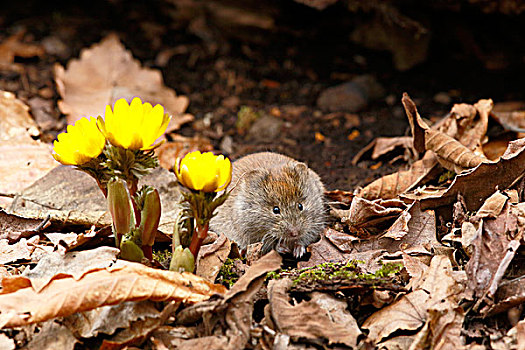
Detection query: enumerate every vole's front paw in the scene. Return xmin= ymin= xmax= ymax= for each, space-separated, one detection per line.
xmin=293 ymin=244 xmax=306 ymax=258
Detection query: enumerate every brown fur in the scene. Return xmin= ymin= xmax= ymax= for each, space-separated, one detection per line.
xmin=210 ymin=152 xmax=326 ymax=258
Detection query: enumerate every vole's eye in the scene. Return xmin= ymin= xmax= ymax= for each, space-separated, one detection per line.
xmin=273 ymin=206 xmax=280 ymax=214
xmin=298 ymin=203 xmax=303 ymax=211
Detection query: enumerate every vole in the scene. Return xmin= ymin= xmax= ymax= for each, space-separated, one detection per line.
xmin=211 ymin=152 xmax=326 ymax=258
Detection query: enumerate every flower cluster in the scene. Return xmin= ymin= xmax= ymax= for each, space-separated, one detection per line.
xmin=52 ymin=98 xmax=232 ymax=272
xmin=52 ymin=97 xmax=170 ymax=261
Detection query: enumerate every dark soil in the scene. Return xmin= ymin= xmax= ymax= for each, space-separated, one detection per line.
xmin=1 ymin=0 xmax=524 ymax=190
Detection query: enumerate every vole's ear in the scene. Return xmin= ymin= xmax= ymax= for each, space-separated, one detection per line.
xmin=233 ymin=169 xmax=265 ymax=189
xmin=294 ymin=162 xmax=309 ymax=175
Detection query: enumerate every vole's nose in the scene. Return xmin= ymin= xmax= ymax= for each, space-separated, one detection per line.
xmin=287 ymin=226 xmax=300 ymax=237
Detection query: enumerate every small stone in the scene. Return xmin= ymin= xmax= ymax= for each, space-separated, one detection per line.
xmin=317 ymin=75 xmax=384 ymax=112
xmin=246 ymin=114 xmax=283 ymax=142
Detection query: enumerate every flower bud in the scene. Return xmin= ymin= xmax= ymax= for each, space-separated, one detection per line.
xmin=107 ymin=177 xmax=133 ymax=240
xmin=120 ymin=235 xmax=145 ymax=262
xmin=139 ymin=188 xmax=161 ymax=247
xmin=169 ymin=246 xmax=195 ymax=273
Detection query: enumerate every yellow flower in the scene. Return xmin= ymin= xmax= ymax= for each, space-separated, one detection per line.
xmin=52 ymin=117 xmax=105 ymax=165
xmin=97 ymin=97 xmax=171 ymax=150
xmin=175 ymin=151 xmax=232 ymax=192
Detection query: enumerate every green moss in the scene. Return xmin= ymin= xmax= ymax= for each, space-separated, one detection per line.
xmin=217 ymin=258 xmax=242 ymax=288
xmin=265 ymin=260 xmax=403 ymax=287
xmin=152 ymin=249 xmax=172 ymax=265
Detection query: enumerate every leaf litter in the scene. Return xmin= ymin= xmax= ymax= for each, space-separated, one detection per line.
xmin=0 ymin=27 xmax=524 ymax=350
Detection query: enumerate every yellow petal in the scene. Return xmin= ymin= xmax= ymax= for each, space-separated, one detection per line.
xmin=215 ymin=157 xmax=232 ymax=191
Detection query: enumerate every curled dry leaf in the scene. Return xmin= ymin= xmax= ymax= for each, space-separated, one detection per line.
xmin=338 ymin=196 xmax=406 ymax=236
xmin=358 ymin=151 xmax=439 ymax=200
xmin=352 ymin=136 xmax=415 ymax=165
xmin=487 ymin=275 xmax=525 ymax=316
xmin=405 ymin=138 xmax=525 ymax=211
xmin=267 ymin=278 xmax=360 ymax=348
xmin=196 ymin=232 xmax=231 ymax=282
xmin=402 ymin=93 xmax=487 ymax=173
xmin=304 ymin=202 xmax=436 ymax=270
xmin=55 ymin=33 xmax=190 ymax=126
xmin=0 ymin=260 xmax=226 ymax=328
xmin=492 ymin=101 xmax=525 ymax=133
xmin=99 ymin=301 xmax=179 ymax=350
xmin=0 ymin=90 xmax=39 ymax=141
xmin=63 ymin=300 xmax=161 ymax=338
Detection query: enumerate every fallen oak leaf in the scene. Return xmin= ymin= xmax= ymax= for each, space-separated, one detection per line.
xmin=0 ymin=260 xmax=226 ymax=328
xmin=55 ymin=33 xmax=190 ymax=126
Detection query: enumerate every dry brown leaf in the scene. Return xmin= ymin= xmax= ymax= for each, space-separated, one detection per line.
xmin=0 ymin=210 xmax=50 ymax=243
xmin=0 ymin=236 xmax=38 ymax=265
xmin=338 ymin=197 xmax=406 ymax=236
xmin=24 ymin=320 xmax=79 ymax=350
xmin=0 ymin=91 xmax=57 ymax=206
xmin=0 ymin=90 xmax=39 ymax=141
xmin=492 ymin=101 xmax=525 ymax=132
xmin=196 ymin=233 xmax=231 ymax=282
xmin=156 ymin=135 xmax=214 ymax=171
xmin=55 ymin=33 xmax=190 ymax=125
xmin=487 ymin=276 xmax=525 ymax=316
xmin=267 ymin=278 xmax=360 ymax=347
xmin=10 ymin=165 xmax=181 ymax=234
xmin=21 ymin=246 xmax=119 ymax=292
xmin=0 ymin=260 xmax=226 ymax=328
xmin=482 ymin=133 xmax=516 ymax=161
xmin=405 ymin=138 xmax=525 ymax=211
xmin=63 ymin=300 xmax=161 ymax=338
xmin=176 ymin=251 xmax=282 ymax=350
xmin=363 ymin=289 xmax=429 ymax=343
xmin=358 ymin=151 xmax=440 ymax=200
xmin=403 ymin=93 xmax=487 ymax=173
xmin=363 ymin=256 xmax=466 ymax=345
xmin=304 ymin=203 xmax=436 ymax=270
xmin=466 ymin=200 xmax=522 ymax=312
xmin=324 ymin=189 xmax=354 ymax=206
xmin=99 ymin=301 xmax=178 ymax=350
xmin=474 ymin=190 xmax=509 ymax=219
xmin=352 ymin=136 xmax=415 ymax=165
